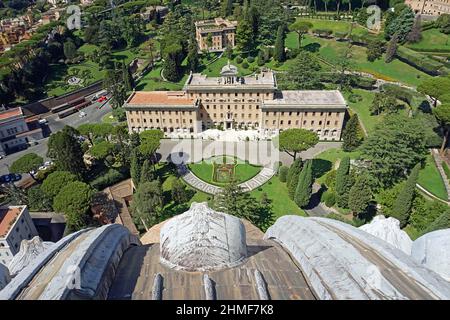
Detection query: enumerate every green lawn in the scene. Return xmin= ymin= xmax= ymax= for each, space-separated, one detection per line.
xmin=102 ymin=112 xmax=118 ymax=124
xmin=313 ymin=148 xmax=362 ymax=185
xmin=314 ymin=148 xmax=361 ymax=165
xmin=135 ymin=62 xmax=188 ymax=91
xmin=250 ymin=176 xmax=307 ymax=219
xmin=295 ymin=18 xmax=371 ymax=37
xmin=188 ymin=159 xmax=262 ymax=186
xmin=44 ymin=61 xmax=106 ymax=96
xmin=406 ymin=28 xmax=450 ymax=53
xmin=418 ymin=154 xmax=448 ymax=201
xmin=159 ymin=162 xmax=304 ymax=223
xmin=287 ymin=33 xmax=432 ymax=87
xmin=344 ymin=89 xmax=382 ymax=134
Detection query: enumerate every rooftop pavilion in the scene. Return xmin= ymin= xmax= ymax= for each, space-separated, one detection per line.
xmin=194 ymin=18 xmax=238 ymax=33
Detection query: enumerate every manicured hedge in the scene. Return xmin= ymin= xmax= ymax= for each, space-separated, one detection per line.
xmin=320 ymin=73 xmax=376 ymax=89
xmin=349 ymin=33 xmax=381 ymax=45
xmin=396 ymin=46 xmax=444 ymax=75
xmin=406 ymin=47 xmax=450 ymax=53
xmin=334 ymin=31 xmax=348 ymax=39
xmin=443 ymin=162 xmax=450 ymax=181
xmin=90 ymin=168 xmax=129 ymax=190
xmin=312 ymin=29 xmax=333 ymax=37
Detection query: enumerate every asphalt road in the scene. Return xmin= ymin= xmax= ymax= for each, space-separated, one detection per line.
xmin=0 ymin=100 xmax=112 ymax=176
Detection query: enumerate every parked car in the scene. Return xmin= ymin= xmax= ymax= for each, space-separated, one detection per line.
xmin=44 ymin=161 xmax=54 ymax=166
xmin=0 ymin=174 xmax=11 ymax=183
xmin=79 ymin=111 xmax=87 ymax=118
xmin=38 ymin=118 xmax=48 ymax=125
xmin=0 ymin=173 xmax=21 ymax=183
xmin=38 ymin=165 xmax=48 ymax=171
xmin=10 ymin=173 xmax=21 ymax=182
xmin=97 ymin=96 xmax=107 ymax=103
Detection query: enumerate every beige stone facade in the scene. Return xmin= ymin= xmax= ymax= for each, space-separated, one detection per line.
xmin=124 ymin=64 xmax=347 ymax=141
xmin=405 ymin=0 xmax=450 ymax=16
xmin=195 ymin=18 xmax=237 ymax=52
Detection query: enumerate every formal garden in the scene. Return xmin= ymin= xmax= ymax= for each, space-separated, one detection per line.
xmin=188 ymin=156 xmax=262 ymax=185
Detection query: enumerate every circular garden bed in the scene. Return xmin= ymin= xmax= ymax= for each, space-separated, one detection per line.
xmin=188 ymin=156 xmax=262 ymax=186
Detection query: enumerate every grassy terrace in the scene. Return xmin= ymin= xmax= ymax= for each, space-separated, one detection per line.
xmin=250 ymin=176 xmax=307 ymax=218
xmin=188 ymin=159 xmax=262 ymax=186
xmin=418 ymin=154 xmax=448 ymax=201
xmin=344 ymin=89 xmax=380 ymax=134
xmin=286 ymin=32 xmax=431 ymax=87
xmin=406 ymin=28 xmax=450 ymax=53
xmin=135 ymin=61 xmax=189 ymax=91
xmin=295 ymin=18 xmax=372 ymax=37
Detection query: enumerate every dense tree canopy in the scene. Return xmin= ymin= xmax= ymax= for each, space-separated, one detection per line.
xmin=417 ymin=77 xmax=450 ymax=107
xmin=53 ymin=181 xmax=95 ymax=231
xmin=41 ymin=171 xmax=78 ymax=199
xmin=289 ymin=20 xmax=313 ymax=49
xmin=47 ymin=126 xmax=86 ymax=178
xmin=391 ymin=163 xmax=420 ymax=228
xmin=278 ymin=128 xmax=319 ymax=160
xmin=433 ymin=103 xmax=450 ymax=154
xmin=281 ymin=51 xmax=323 ymax=90
xmin=342 ymin=115 xmax=364 ymax=152
xmin=360 ymin=114 xmax=427 ymax=188
xmin=10 ymin=153 xmax=43 ymax=174
xmin=131 ymin=180 xmax=164 ymax=229
xmin=27 ymin=186 xmax=53 ymax=212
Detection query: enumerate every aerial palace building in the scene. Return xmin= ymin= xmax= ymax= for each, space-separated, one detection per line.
xmin=124 ymin=63 xmax=347 ymax=141
xmin=195 ymin=18 xmax=237 ymax=52
xmin=405 ymin=0 xmax=450 ymax=16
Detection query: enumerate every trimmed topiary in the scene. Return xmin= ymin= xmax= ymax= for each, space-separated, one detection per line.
xmin=279 ymin=166 xmax=289 ymax=182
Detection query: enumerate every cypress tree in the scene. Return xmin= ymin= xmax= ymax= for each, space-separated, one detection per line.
xmin=342 ymin=115 xmax=364 ymax=152
xmin=385 ymin=33 xmax=398 ymax=63
xmin=187 ymin=36 xmax=200 ymax=72
xmin=423 ymin=210 xmax=450 ymax=234
xmin=223 ymin=0 xmax=234 ymax=17
xmin=286 ymin=158 xmax=302 ymax=185
xmin=130 ymin=148 xmax=143 ymax=187
xmin=140 ymin=159 xmax=154 ymax=185
xmin=391 ymin=163 xmax=420 ymax=228
xmin=274 ymin=25 xmax=286 ymax=62
xmin=171 ymin=178 xmax=188 ymax=204
xmin=287 ymin=159 xmax=303 ymax=199
xmin=348 ymin=173 xmax=372 ymax=216
xmin=122 ymin=62 xmax=133 ymax=92
xmin=335 ymin=157 xmax=351 ymax=208
xmin=406 ymin=15 xmax=422 ymax=43
xmin=294 ymin=160 xmax=313 ymax=208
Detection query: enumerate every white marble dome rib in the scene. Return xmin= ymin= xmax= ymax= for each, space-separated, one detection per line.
xmin=412 ymin=229 xmax=450 ymax=281
xmin=7 ymin=236 xmax=53 ymax=276
xmin=359 ymin=215 xmax=413 ymax=255
xmin=220 ymin=63 xmax=238 ymax=76
xmin=160 ymin=202 xmax=247 ymax=271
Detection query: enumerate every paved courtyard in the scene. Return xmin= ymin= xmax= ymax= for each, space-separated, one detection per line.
xmin=178 ymin=164 xmax=275 ymax=194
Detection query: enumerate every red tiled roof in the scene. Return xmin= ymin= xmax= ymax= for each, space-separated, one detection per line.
xmin=0 ymin=107 xmax=22 ymax=121
xmin=0 ymin=207 xmax=22 ymax=238
xmin=127 ymin=91 xmax=194 ymax=106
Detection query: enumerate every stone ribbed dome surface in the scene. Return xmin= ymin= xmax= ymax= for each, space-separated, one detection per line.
xmin=160 ymin=202 xmax=247 ymax=271
xmin=220 ymin=63 xmax=238 ymax=76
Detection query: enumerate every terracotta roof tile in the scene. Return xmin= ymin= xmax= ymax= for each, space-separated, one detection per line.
xmin=0 ymin=207 xmax=23 ymax=238
xmin=127 ymin=91 xmax=194 ymax=106
xmin=0 ymin=107 xmax=22 ymax=121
